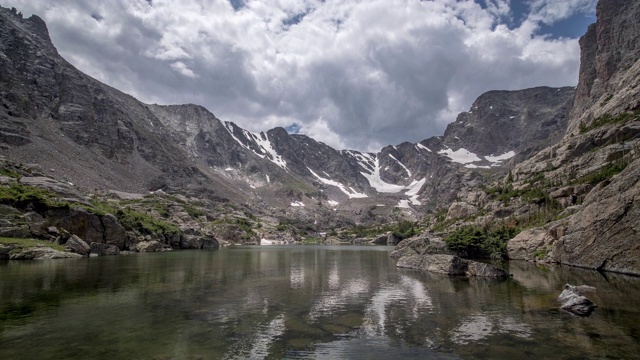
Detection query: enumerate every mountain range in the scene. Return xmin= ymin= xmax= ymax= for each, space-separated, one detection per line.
xmin=1 ymin=0 xmax=639 ymax=274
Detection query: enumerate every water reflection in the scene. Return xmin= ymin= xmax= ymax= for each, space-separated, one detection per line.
xmin=0 ymin=247 xmax=639 ymax=359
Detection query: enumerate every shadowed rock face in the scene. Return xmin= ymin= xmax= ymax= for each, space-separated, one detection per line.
xmin=442 ymin=87 xmax=575 ymax=162
xmin=503 ymin=0 xmax=640 ymax=276
xmin=567 ymin=0 xmax=640 ymax=134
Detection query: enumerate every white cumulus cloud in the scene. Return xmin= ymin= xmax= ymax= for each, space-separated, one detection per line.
xmin=5 ymin=0 xmax=594 ymax=152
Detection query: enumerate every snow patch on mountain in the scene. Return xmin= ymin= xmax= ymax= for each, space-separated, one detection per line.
xmin=405 ymin=178 xmax=425 ymax=205
xmin=465 ymin=164 xmax=491 ymax=169
xmin=344 ymin=150 xmax=376 ymax=173
xmin=307 ymin=167 xmax=368 ymax=199
xmin=416 ymin=143 xmax=431 ymax=152
xmin=223 ymin=122 xmax=287 ymax=169
xmin=359 ymin=156 xmax=406 ymax=193
xmin=291 ymin=201 xmax=305 ymax=207
xmin=327 ymin=200 xmax=339 ymax=207
xmin=389 ymin=154 xmax=412 ymax=177
xmin=485 ymin=151 xmax=516 ymax=164
xmin=438 ymin=147 xmax=481 ymax=164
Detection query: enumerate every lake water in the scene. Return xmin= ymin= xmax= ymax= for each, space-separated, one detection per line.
xmin=1 ymin=245 xmax=639 ymax=359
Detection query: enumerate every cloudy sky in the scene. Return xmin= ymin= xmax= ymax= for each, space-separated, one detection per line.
xmin=6 ymin=0 xmax=596 ymax=151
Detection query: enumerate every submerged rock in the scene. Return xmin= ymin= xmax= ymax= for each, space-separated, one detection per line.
xmin=558 ymin=284 xmax=597 ymax=316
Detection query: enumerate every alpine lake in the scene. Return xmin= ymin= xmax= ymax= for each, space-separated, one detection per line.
xmin=1 ymin=245 xmax=639 ymax=359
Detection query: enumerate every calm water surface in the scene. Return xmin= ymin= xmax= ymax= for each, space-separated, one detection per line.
xmin=1 ymin=245 xmax=639 ymax=359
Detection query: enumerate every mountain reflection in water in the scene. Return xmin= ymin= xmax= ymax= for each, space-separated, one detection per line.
xmin=0 ymin=245 xmax=639 ymax=359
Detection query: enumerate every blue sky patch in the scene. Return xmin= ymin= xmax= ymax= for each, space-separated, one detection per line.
xmin=285 ymin=123 xmax=302 ymax=134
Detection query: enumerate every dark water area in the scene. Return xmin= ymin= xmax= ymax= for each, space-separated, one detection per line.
xmin=1 ymin=245 xmax=639 ymax=359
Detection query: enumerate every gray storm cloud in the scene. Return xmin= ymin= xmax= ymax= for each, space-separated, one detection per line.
xmin=5 ymin=0 xmax=595 ymax=151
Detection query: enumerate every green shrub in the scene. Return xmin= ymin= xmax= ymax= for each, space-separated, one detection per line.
xmin=444 ymin=224 xmax=519 ymax=259
xmin=576 ymin=161 xmax=628 ymax=185
xmin=114 ymin=207 xmax=179 ymax=237
xmin=392 ymin=220 xmax=417 ymax=240
xmin=580 ymin=112 xmax=639 ymax=133
xmin=534 ymin=248 xmax=548 ymax=261
xmin=183 ymin=205 xmax=204 ymax=219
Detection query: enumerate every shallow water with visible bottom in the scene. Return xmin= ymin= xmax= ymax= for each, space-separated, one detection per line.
xmin=1 ymin=245 xmax=639 ymax=359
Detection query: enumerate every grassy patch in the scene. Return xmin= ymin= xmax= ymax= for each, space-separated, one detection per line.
xmin=183 ymin=205 xmax=204 ymax=219
xmin=0 ymin=183 xmax=70 ymax=210
xmin=0 ymin=237 xmax=65 ymax=251
xmin=302 ymin=236 xmax=323 ymax=244
xmin=0 ymin=168 xmax=20 ymax=179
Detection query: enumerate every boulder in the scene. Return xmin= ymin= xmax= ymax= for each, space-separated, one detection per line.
xmin=9 ymin=246 xmax=83 ymax=260
xmin=45 ymin=207 xmax=127 ymax=249
xmin=558 ymin=284 xmax=597 ymax=316
xmin=422 ymin=254 xmax=469 ymax=276
xmin=370 ymin=232 xmax=398 ymax=245
xmin=0 ymin=244 xmax=14 ymax=260
xmin=89 ymin=242 xmax=120 ymax=256
xmin=135 ymin=240 xmax=163 ymax=252
xmin=65 ymin=234 xmax=90 ymax=256
xmin=466 ymin=261 xmax=511 ymax=277
xmin=390 ymin=233 xmax=447 ymax=259
xmin=396 ymin=254 xmax=424 ymax=269
xmin=180 ymin=235 xmax=219 ymax=250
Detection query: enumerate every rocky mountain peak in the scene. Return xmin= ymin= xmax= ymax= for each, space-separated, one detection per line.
xmin=567 ymin=0 xmax=640 ymax=134
xmin=0 ymin=7 xmax=55 ymax=52
xmin=441 ymin=86 xmax=575 ymax=163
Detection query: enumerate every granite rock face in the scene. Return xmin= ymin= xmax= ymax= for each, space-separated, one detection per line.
xmin=552 ymin=159 xmax=640 ymax=275
xmin=567 ymin=0 xmax=640 ymax=135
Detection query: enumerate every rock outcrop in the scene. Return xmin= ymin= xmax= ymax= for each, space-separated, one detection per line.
xmin=558 ymin=284 xmax=597 ymax=316
xmin=392 ymin=234 xmax=509 ymax=277
xmin=567 ymin=0 xmax=640 ymax=135
xmin=552 ymin=159 xmax=640 ymax=274
xmin=397 ymin=253 xmax=509 ymax=278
